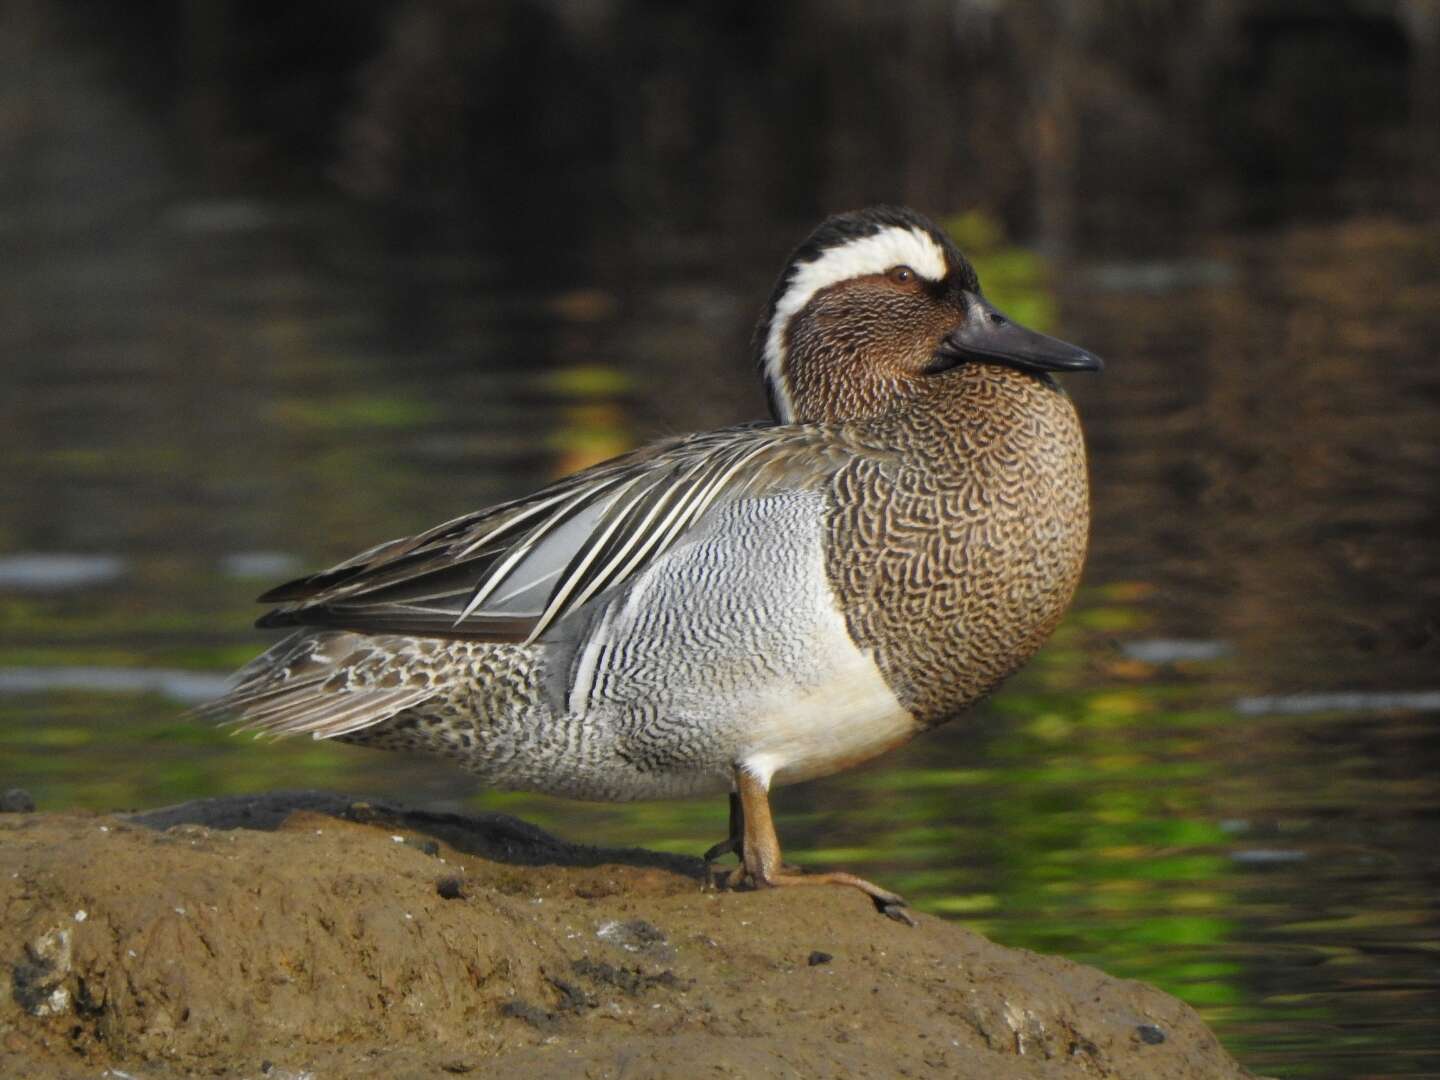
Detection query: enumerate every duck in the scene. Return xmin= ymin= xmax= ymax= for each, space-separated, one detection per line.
xmin=202 ymin=205 xmax=1102 ymax=924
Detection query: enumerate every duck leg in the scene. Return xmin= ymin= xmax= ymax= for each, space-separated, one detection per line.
xmin=703 ymin=789 xmax=806 ymax=884
xmin=701 ymin=792 xmax=745 ymax=887
xmin=723 ymin=767 xmax=915 ymax=926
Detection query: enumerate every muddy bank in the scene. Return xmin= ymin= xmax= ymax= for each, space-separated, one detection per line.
xmin=1 ymin=792 xmax=1253 ymax=1078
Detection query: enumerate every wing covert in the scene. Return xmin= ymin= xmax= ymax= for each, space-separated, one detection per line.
xmin=255 ymin=424 xmax=880 ymax=644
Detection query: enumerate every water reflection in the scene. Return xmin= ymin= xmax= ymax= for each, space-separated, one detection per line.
xmin=1121 ymin=638 xmax=1233 ymax=664
xmin=0 ymin=667 xmax=227 ymax=703
xmin=0 ymin=554 xmax=127 ymax=591
xmin=3 ymin=213 xmax=1439 ymax=1079
xmin=1236 ymin=691 xmax=1440 ymax=717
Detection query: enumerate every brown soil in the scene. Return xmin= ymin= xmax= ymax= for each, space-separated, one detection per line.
xmin=0 ymin=792 xmax=1254 ymax=1079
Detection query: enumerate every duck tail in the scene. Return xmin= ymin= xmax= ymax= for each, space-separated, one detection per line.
xmin=191 ymin=630 xmax=440 ymax=740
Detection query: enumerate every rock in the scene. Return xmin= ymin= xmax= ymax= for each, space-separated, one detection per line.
xmin=0 ymin=792 xmax=1254 ymax=1079
xmin=0 ymin=788 xmax=36 ymax=813
xmin=11 ymin=926 xmax=72 ymax=1017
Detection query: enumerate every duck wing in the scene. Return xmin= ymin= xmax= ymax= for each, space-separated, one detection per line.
xmin=254 ymin=423 xmax=880 ymax=644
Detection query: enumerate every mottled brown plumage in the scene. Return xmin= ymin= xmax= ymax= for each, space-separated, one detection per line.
xmin=828 ymin=367 xmax=1088 ymax=726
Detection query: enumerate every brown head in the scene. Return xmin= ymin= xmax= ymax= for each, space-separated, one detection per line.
xmin=754 ymin=206 xmax=1102 ymax=424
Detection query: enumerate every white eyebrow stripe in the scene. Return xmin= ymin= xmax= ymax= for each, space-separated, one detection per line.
xmin=762 ymin=225 xmax=948 ymax=422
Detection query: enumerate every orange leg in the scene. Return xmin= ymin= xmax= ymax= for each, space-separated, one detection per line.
xmin=716 ymin=767 xmax=915 ymax=926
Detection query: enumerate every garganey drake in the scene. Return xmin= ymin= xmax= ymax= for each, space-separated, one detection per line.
xmin=204 ymin=206 xmax=1102 ymax=924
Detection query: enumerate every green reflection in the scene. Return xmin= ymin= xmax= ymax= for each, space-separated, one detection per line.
xmin=944 ymin=210 xmax=1057 ymax=331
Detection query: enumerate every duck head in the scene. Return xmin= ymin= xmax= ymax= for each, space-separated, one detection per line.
xmin=754 ymin=206 xmax=1102 ymax=424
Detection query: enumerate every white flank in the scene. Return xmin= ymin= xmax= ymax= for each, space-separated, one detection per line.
xmin=739 ymin=597 xmax=920 ymax=790
xmin=763 ymin=224 xmax=948 ymax=421
xmin=553 ymin=489 xmax=922 ymax=801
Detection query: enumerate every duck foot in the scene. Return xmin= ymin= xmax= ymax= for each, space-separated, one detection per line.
xmin=711 ymin=767 xmax=916 ymax=927
xmin=722 ymin=864 xmax=916 ymax=926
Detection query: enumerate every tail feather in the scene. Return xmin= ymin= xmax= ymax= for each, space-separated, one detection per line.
xmin=193 ymin=670 xmax=331 ymax=721
xmin=194 ymin=630 xmax=442 ymax=740
xmin=238 ymin=687 xmax=434 ymax=740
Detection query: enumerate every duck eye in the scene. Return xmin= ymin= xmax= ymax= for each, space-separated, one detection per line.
xmin=887 ymin=265 xmax=916 ymax=285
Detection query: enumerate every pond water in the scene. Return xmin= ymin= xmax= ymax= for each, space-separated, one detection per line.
xmin=3 ymin=198 xmax=1438 ymax=1078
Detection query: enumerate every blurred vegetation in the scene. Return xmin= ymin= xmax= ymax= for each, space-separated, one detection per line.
xmin=946 ymin=210 xmax=1057 ymax=330
xmin=15 ymin=0 xmax=1436 ymax=251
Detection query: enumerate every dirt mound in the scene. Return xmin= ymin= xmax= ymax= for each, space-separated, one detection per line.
xmin=1 ymin=792 xmax=1252 ymax=1078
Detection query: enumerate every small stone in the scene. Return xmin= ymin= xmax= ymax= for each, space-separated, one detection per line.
xmin=1 ymin=788 xmax=36 ymax=813
xmin=1137 ymin=1023 xmax=1166 ymax=1045
xmin=436 ymin=876 xmax=466 ymax=900
xmin=14 ymin=926 xmax=74 ymax=1016
xmin=807 ymin=951 xmax=833 ymax=966
xmin=499 ymin=999 xmax=559 ymax=1030
xmin=596 ymin=918 xmax=667 ymax=952
xmin=571 ymin=957 xmax=687 ymax=996
xmin=547 ymin=975 xmax=597 ymax=1011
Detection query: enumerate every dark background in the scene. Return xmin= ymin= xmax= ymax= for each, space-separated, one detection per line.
xmin=10 ymin=1 xmax=1436 ymax=248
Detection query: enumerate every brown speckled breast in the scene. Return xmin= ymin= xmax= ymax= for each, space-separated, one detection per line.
xmin=826 ymin=365 xmax=1089 ymax=727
